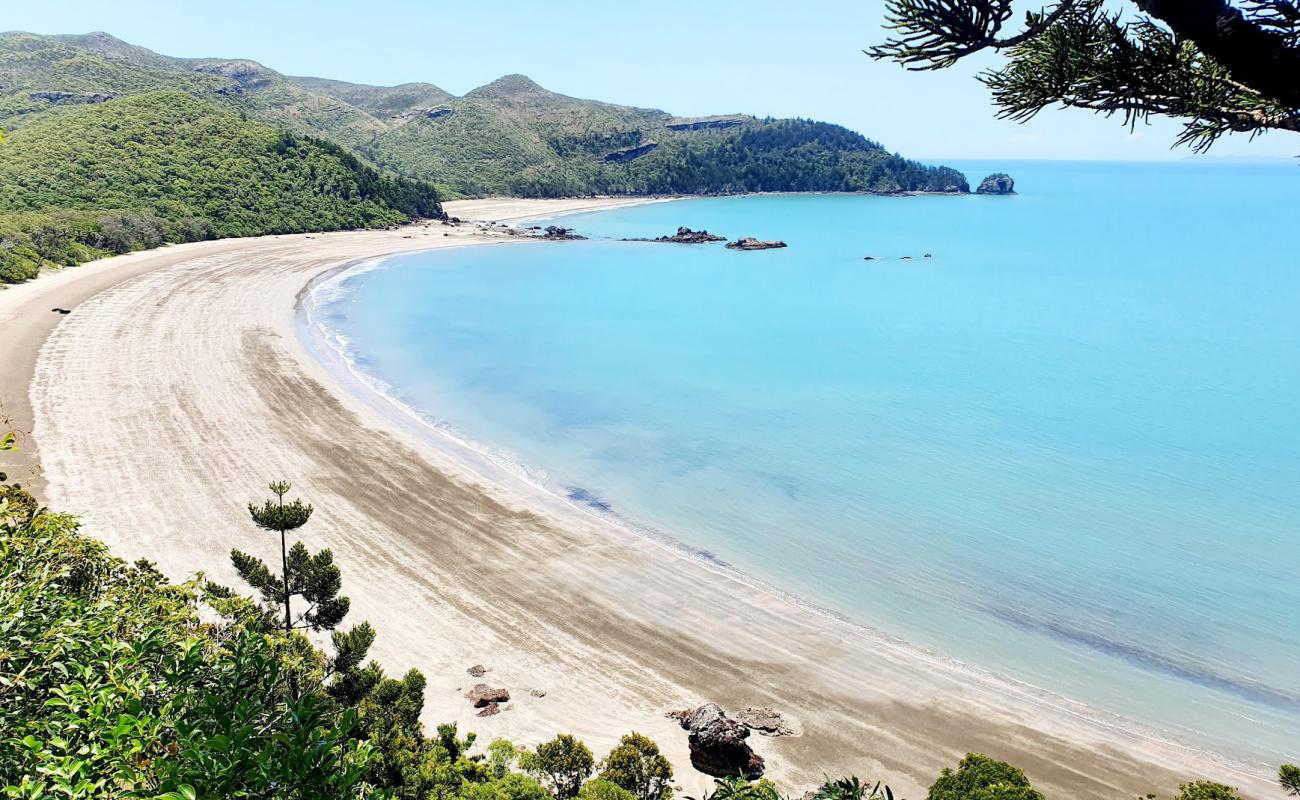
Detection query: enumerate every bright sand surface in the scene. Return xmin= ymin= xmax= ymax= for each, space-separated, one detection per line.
xmin=0 ymin=197 xmax=1279 ymax=799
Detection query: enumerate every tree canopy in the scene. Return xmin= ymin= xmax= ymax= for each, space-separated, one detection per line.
xmin=868 ymin=0 xmax=1300 ymax=151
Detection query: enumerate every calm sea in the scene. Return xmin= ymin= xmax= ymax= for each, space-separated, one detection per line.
xmin=312 ymin=161 xmax=1300 ymax=768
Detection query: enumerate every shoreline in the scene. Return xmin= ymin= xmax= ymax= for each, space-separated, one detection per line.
xmin=0 ymin=197 xmax=1280 ymax=799
xmin=297 ymin=250 xmax=1253 ymax=771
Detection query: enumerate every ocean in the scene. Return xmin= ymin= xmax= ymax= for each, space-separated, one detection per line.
xmin=309 ymin=161 xmax=1300 ymax=768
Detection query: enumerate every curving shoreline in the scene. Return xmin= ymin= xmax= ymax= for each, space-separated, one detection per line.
xmin=0 ymin=199 xmax=1279 ymax=799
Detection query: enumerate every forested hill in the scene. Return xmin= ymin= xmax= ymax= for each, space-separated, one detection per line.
xmin=0 ymin=91 xmax=442 ymax=282
xmin=0 ymin=31 xmax=969 ymax=198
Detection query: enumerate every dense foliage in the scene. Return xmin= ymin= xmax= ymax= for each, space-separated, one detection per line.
xmin=361 ymin=94 xmax=969 ymax=198
xmin=2 ymin=467 xmax=1298 ymax=798
xmin=0 ymin=91 xmax=441 ymax=283
xmin=926 ymin=755 xmax=1043 ymax=800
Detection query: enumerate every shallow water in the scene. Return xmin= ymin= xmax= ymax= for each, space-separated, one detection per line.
xmin=315 ymin=161 xmax=1300 ymax=767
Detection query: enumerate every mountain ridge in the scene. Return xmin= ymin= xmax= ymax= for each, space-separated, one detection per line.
xmin=0 ymin=30 xmax=972 ymax=198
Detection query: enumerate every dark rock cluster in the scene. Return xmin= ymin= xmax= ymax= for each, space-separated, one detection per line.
xmin=540 ymin=225 xmax=587 ymax=240
xmin=627 ymin=227 xmax=727 ymax=244
xmin=466 ymin=683 xmax=509 ymax=716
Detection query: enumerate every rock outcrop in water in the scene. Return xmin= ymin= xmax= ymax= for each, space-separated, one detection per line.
xmin=976 ymin=173 xmax=1016 ymax=195
xmin=627 ymin=227 xmax=727 ymax=244
xmin=726 ymin=237 xmax=787 ymax=251
xmin=675 ymin=703 xmax=765 ymax=778
xmin=538 ymin=225 xmax=587 ymax=240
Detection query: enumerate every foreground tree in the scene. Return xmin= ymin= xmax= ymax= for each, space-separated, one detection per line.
xmin=224 ymin=481 xmax=374 ymax=699
xmin=523 ymin=734 xmax=596 ymax=799
xmin=231 ymin=480 xmax=355 ymax=633
xmin=868 ymin=0 xmax=1300 ymax=151
xmin=598 ymin=733 xmax=675 ymax=800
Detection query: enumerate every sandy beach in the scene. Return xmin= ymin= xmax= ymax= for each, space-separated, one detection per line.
xmin=0 ymin=198 xmax=1277 ymax=799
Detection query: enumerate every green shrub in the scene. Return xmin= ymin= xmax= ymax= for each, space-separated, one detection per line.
xmin=581 ymin=779 xmax=640 ymax=800
xmin=1175 ymin=782 xmax=1243 ymax=800
xmin=522 ymin=733 xmax=595 ymax=799
xmin=598 ymin=733 xmax=674 ymax=800
xmin=927 ymin=754 xmax=1043 ymax=800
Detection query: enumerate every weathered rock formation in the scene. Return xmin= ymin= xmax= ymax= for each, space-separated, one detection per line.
xmin=604 ymin=141 xmax=659 ymax=162
xmin=676 ymin=703 xmax=765 ymax=778
xmin=465 ymin=683 xmax=510 ymax=707
xmin=976 ymin=173 xmax=1016 ymax=195
xmin=28 ymin=91 xmax=115 ymax=105
xmin=726 ymin=237 xmax=787 ymax=251
xmin=539 ymin=225 xmax=587 ymax=240
xmin=666 ymin=115 xmax=751 ymax=132
xmin=736 ymin=706 xmax=797 ymax=737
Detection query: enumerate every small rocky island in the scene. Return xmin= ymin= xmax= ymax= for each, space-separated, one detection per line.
xmin=976 ymin=173 xmax=1016 ymax=195
xmin=626 ymin=227 xmax=727 ymax=244
xmin=726 ymin=237 xmax=787 ymax=251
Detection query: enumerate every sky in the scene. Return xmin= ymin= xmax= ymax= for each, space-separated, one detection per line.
xmin=7 ymin=0 xmax=1298 ymax=162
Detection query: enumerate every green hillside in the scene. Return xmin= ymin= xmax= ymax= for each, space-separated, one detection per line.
xmin=0 ymin=31 xmax=971 ymax=199
xmin=0 ymin=91 xmax=441 ymax=282
xmin=327 ymin=74 xmax=969 ymax=197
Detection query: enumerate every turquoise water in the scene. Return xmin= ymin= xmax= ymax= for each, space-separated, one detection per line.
xmin=315 ymin=161 xmax=1300 ymax=767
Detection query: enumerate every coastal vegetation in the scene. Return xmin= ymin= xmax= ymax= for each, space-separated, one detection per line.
xmin=1 ymin=465 xmax=1297 ymax=799
xmin=0 ymin=91 xmax=441 ymax=283
xmin=0 ymin=31 xmax=969 ymax=206
xmin=868 ymin=0 xmax=1300 ymax=151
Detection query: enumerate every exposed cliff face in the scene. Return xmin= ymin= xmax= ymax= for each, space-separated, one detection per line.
xmin=976 ymin=173 xmax=1016 ymax=194
xmin=666 ymin=115 xmax=752 ymax=132
xmin=604 ymin=141 xmax=659 ymax=162
xmin=26 ymin=90 xmax=114 ymax=105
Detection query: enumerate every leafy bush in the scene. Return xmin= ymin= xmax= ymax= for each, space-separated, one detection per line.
xmin=522 ymin=734 xmax=595 ymax=799
xmin=581 ymin=779 xmax=641 ymax=800
xmin=927 ymin=754 xmax=1044 ymax=800
xmin=1175 ymin=782 xmax=1243 ymax=800
xmin=0 ymin=510 xmax=376 ymax=798
xmin=598 ymin=733 xmax=674 ymax=800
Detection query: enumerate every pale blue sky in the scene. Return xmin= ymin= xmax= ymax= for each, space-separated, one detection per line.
xmin=8 ymin=0 xmax=1298 ymax=161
